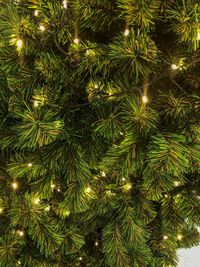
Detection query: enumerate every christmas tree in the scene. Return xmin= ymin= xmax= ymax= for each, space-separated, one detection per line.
xmin=0 ymin=0 xmax=200 ymax=266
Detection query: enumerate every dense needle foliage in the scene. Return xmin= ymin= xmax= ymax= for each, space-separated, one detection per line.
xmin=0 ymin=0 xmax=200 ymax=266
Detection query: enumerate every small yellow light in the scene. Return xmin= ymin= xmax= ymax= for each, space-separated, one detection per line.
xmin=34 ymin=198 xmax=40 ymax=205
xmin=120 ymin=131 xmax=124 ymax=136
xmin=122 ymin=177 xmax=126 ymax=182
xmin=45 ymin=205 xmax=50 ymax=211
xmin=39 ymin=25 xmax=45 ymax=32
xmin=16 ymin=39 xmax=23 ymax=49
xmin=17 ymin=260 xmax=21 ymax=265
xmin=124 ymin=29 xmax=130 ymax=36
xmin=174 ymin=181 xmax=179 ymax=186
xmin=94 ymin=84 xmax=98 ymax=89
xmin=34 ymin=101 xmax=39 ymax=107
xmin=28 ymin=163 xmax=33 ymax=167
xmin=12 ymin=182 xmax=18 ymax=190
xmin=123 ymin=183 xmax=132 ymax=192
xmin=163 ymin=235 xmax=168 ymax=240
xmin=34 ymin=10 xmax=39 ymax=16
xmin=85 ymin=187 xmax=91 ymax=193
xmin=79 ymin=257 xmax=83 ymax=261
xmin=57 ymin=188 xmax=61 ymax=192
xmin=63 ymin=0 xmax=67 ymax=9
xmin=18 ymin=231 xmax=24 ymax=237
xmin=74 ymin=38 xmax=79 ymax=44
xmin=177 ymin=234 xmax=183 ymax=240
xmin=164 ymin=194 xmax=168 ymax=198
xmin=95 ymin=241 xmax=99 ymax=246
xmin=101 ymin=171 xmax=106 ymax=177
xmin=142 ymin=95 xmax=148 ymax=104
xmin=51 ymin=184 xmax=56 ymax=189
xmin=0 ymin=208 xmax=3 ymax=213
xmin=171 ymin=64 xmax=178 ymax=70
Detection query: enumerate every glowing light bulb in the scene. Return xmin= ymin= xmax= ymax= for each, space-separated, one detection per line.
xmin=177 ymin=234 xmax=183 ymax=240
xmin=142 ymin=95 xmax=148 ymax=104
xmin=0 ymin=208 xmax=3 ymax=213
xmin=34 ymin=101 xmax=39 ymax=107
xmin=123 ymin=183 xmax=132 ymax=191
xmin=163 ymin=235 xmax=168 ymax=240
xmin=122 ymin=177 xmax=126 ymax=182
xmin=45 ymin=205 xmax=50 ymax=211
xmin=171 ymin=64 xmax=178 ymax=70
xmin=79 ymin=257 xmax=83 ymax=261
xmin=28 ymin=163 xmax=32 ymax=167
xmin=73 ymin=38 xmax=79 ymax=44
xmin=51 ymin=184 xmax=55 ymax=189
xmin=34 ymin=10 xmax=39 ymax=16
xmin=12 ymin=182 xmax=18 ymax=190
xmin=124 ymin=29 xmax=130 ymax=36
xmin=120 ymin=131 xmax=124 ymax=136
xmin=63 ymin=0 xmax=67 ymax=9
xmin=57 ymin=188 xmax=61 ymax=192
xmin=18 ymin=231 xmax=24 ymax=236
xmin=101 ymin=171 xmax=106 ymax=177
xmin=174 ymin=181 xmax=179 ymax=186
xmin=85 ymin=187 xmax=91 ymax=193
xmin=94 ymin=84 xmax=98 ymax=89
xmin=17 ymin=260 xmax=21 ymax=265
xmin=95 ymin=241 xmax=99 ymax=246
xmin=16 ymin=39 xmax=23 ymax=49
xmin=164 ymin=194 xmax=168 ymax=198
xmin=39 ymin=25 xmax=45 ymax=32
xmin=34 ymin=198 xmax=40 ymax=205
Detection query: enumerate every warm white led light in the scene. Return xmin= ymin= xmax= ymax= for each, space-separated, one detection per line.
xmin=63 ymin=0 xmax=67 ymax=9
xmin=73 ymin=38 xmax=79 ymax=44
xmin=171 ymin=64 xmax=178 ymax=70
xmin=124 ymin=29 xmax=130 ymax=36
xmin=28 ymin=163 xmax=33 ymax=167
xmin=34 ymin=10 xmax=39 ymax=16
xmin=39 ymin=25 xmax=45 ymax=32
xmin=177 ymin=234 xmax=183 ymax=240
xmin=16 ymin=39 xmax=23 ymax=49
xmin=85 ymin=187 xmax=91 ymax=193
xmin=142 ymin=95 xmax=148 ymax=104
xmin=12 ymin=182 xmax=18 ymax=190
xmin=163 ymin=235 xmax=168 ymax=240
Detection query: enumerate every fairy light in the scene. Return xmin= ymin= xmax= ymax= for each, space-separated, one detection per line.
xmin=171 ymin=64 xmax=178 ymax=70
xmin=18 ymin=230 xmax=24 ymax=237
xmin=57 ymin=188 xmax=61 ymax=192
xmin=177 ymin=234 xmax=183 ymax=240
xmin=94 ymin=84 xmax=98 ymax=89
xmin=16 ymin=39 xmax=23 ymax=50
xmin=79 ymin=257 xmax=83 ymax=261
xmin=34 ymin=101 xmax=39 ymax=107
xmin=85 ymin=187 xmax=91 ymax=193
xmin=164 ymin=194 xmax=168 ymax=198
xmin=17 ymin=260 xmax=21 ymax=265
xmin=0 ymin=208 xmax=3 ymax=213
xmin=73 ymin=38 xmax=79 ymax=44
xmin=119 ymin=131 xmax=124 ymax=136
xmin=122 ymin=177 xmax=126 ymax=182
xmin=39 ymin=25 xmax=45 ymax=32
xmin=63 ymin=0 xmax=67 ymax=9
xmin=142 ymin=95 xmax=148 ymax=104
xmin=28 ymin=163 xmax=33 ymax=167
xmin=124 ymin=29 xmax=130 ymax=36
xmin=95 ymin=241 xmax=99 ymax=246
xmin=174 ymin=181 xmax=179 ymax=186
xmin=34 ymin=198 xmax=40 ymax=205
xmin=51 ymin=183 xmax=56 ymax=189
xmin=34 ymin=10 xmax=39 ymax=16
xmin=101 ymin=171 xmax=106 ymax=177
xmin=163 ymin=235 xmax=168 ymax=240
xmin=123 ymin=183 xmax=132 ymax=192
xmin=45 ymin=205 xmax=50 ymax=211
xmin=12 ymin=182 xmax=18 ymax=190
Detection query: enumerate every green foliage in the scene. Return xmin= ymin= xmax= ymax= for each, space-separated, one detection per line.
xmin=0 ymin=0 xmax=199 ymax=266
